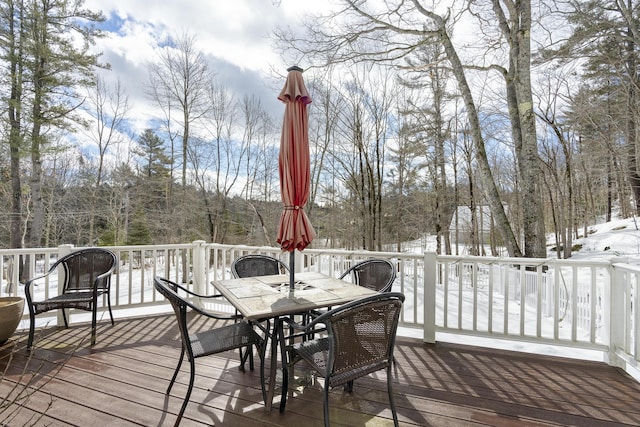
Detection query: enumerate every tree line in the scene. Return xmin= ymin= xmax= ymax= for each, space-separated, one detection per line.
xmin=1 ymin=0 xmax=639 ymax=260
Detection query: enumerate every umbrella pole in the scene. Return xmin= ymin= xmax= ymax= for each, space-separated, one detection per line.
xmin=289 ymin=251 xmax=295 ymax=289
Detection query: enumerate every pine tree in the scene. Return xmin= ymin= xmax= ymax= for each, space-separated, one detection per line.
xmin=126 ymin=206 xmax=151 ymax=246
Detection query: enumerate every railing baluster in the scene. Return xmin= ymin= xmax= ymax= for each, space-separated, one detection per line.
xmin=4 ymin=243 xmax=640 ymax=380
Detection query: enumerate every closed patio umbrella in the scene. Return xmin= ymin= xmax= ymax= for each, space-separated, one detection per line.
xmin=276 ymin=66 xmax=316 ymax=288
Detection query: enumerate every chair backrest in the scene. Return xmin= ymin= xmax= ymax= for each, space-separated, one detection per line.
xmin=324 ymin=292 xmax=404 ymax=383
xmin=153 ymin=277 xmax=191 ymax=349
xmin=58 ymin=248 xmax=117 ymax=293
xmin=339 ymin=259 xmax=396 ymax=293
xmin=231 ymin=254 xmax=289 ymax=278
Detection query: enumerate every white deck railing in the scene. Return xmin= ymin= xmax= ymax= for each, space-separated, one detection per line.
xmin=1 ymin=242 xmax=638 ymax=379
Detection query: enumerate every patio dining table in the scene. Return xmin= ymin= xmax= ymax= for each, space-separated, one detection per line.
xmin=211 ymin=271 xmax=378 ymax=413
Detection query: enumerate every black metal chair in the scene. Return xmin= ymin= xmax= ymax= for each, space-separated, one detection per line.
xmin=230 ymin=254 xmax=290 ymax=360
xmin=231 ymin=254 xmax=289 ymax=278
xmin=24 ymin=248 xmax=117 ymax=350
xmin=339 ymin=258 xmax=396 ymax=292
xmin=154 ymin=277 xmax=264 ymax=427
xmin=309 ymin=259 xmax=397 ymax=323
xmin=283 ymin=292 xmax=405 ymax=427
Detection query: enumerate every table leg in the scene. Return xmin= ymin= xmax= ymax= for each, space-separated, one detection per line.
xmin=264 ymin=316 xmax=281 ymax=413
xmin=279 ymin=319 xmax=289 ymax=412
xmin=258 ymin=321 xmax=268 ymax=408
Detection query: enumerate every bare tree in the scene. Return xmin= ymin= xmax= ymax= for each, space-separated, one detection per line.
xmin=474 ymin=0 xmax=546 ymax=257
xmin=238 ymin=94 xmax=275 ymax=201
xmin=274 ymin=0 xmax=523 ymax=256
xmin=11 ymin=0 xmax=105 ymax=248
xmin=83 ymin=75 xmax=130 ymax=243
xmin=400 ymin=41 xmax=456 ymax=255
xmin=198 ymin=80 xmax=244 ymax=243
xmin=387 ymin=88 xmax=427 ymax=251
xmin=328 ymin=65 xmax=393 ymax=250
xmin=535 ymin=67 xmax=576 ymax=259
xmin=541 ymin=0 xmax=640 ymax=216
xmin=147 ymin=31 xmax=212 ymax=241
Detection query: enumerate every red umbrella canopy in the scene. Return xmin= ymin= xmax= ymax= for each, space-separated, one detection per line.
xmin=276 ymin=66 xmax=316 ymax=252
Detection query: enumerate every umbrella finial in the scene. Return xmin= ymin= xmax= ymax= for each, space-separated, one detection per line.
xmin=287 ymin=65 xmax=303 ymax=72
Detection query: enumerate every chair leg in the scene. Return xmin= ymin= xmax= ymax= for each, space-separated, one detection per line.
xmin=344 ymin=380 xmax=354 ymax=392
xmin=323 ymin=382 xmax=330 ymax=427
xmin=387 ymin=365 xmax=399 ymax=427
xmin=175 ymin=357 xmax=195 ymax=427
xmin=238 ymin=342 xmax=257 ymax=371
xmin=107 ymin=294 xmax=115 ymax=326
xmin=90 ymin=304 xmax=98 ymax=345
xmin=27 ymin=311 xmax=36 ymax=350
xmin=236 ymin=310 xmax=244 ymax=368
xmin=61 ymin=308 xmax=69 ymax=328
xmin=168 ymin=346 xmax=186 ymax=394
xmin=238 ymin=346 xmax=245 ymax=370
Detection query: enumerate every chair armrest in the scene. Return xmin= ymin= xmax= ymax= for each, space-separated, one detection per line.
xmin=173 ymin=282 xmax=241 ymax=321
xmin=92 ymin=267 xmax=116 ymax=292
xmin=185 ymin=299 xmax=242 ymax=321
xmin=24 ymin=269 xmax=56 ymax=293
xmin=94 ymin=268 xmax=115 ymax=283
xmin=173 ymin=281 xmax=225 ymax=299
xmin=282 ymin=311 xmax=329 ymax=332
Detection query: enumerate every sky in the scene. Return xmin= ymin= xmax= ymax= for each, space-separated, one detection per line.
xmin=81 ymin=0 xmax=329 ymax=134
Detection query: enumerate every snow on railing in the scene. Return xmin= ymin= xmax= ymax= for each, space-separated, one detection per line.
xmin=1 ymin=242 xmax=639 ymax=379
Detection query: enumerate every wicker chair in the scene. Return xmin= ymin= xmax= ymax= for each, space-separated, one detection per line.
xmin=230 ymin=254 xmax=290 ymax=361
xmin=154 ymin=277 xmax=264 ymax=427
xmin=339 ymin=258 xmax=396 ymax=292
xmin=308 ymin=259 xmax=397 ymax=324
xmin=231 ymin=254 xmax=289 ymax=278
xmin=283 ymin=292 xmax=405 ymax=427
xmin=24 ymin=248 xmax=117 ymax=350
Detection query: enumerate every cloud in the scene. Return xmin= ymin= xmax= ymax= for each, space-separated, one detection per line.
xmin=83 ymin=0 xmax=321 ymax=134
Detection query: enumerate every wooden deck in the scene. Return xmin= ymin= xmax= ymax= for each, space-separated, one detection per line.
xmin=2 ymin=313 xmax=640 ymax=426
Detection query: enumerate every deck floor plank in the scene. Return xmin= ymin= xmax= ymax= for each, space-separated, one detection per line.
xmin=2 ymin=313 xmax=640 ymax=426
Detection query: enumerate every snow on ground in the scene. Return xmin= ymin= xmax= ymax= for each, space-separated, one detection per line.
xmin=399 ymin=213 xmax=640 ymax=262
xmin=17 ymin=213 xmax=640 ymax=364
xmin=398 ymin=213 xmax=640 ymax=362
xmin=566 ymin=216 xmax=640 ymax=262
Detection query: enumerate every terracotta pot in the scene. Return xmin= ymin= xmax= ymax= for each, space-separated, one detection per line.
xmin=0 ymin=297 xmax=25 ymax=344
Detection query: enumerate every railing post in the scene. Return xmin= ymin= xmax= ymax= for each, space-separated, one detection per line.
xmin=423 ymin=252 xmax=437 ymax=344
xmin=57 ymin=244 xmax=74 ymax=326
xmin=192 ymin=241 xmax=207 ymax=297
xmin=605 ymin=264 xmax=624 ymax=368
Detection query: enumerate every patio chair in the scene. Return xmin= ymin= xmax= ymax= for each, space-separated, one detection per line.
xmin=154 ymin=277 xmax=264 ymax=427
xmin=308 ymin=258 xmax=397 ymax=324
xmin=24 ymin=248 xmax=117 ymax=350
xmin=231 ymin=254 xmax=289 ymax=278
xmin=339 ymin=258 xmax=396 ymax=292
xmin=231 ymin=253 xmax=291 ymax=358
xmin=283 ymin=292 xmax=405 ymax=427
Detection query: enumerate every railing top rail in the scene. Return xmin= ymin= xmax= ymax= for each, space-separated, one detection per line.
xmin=612 ymin=262 xmax=640 ymax=273
xmin=1 ymin=242 xmax=630 ymax=268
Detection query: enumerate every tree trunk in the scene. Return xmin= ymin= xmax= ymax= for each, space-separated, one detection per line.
xmin=29 ymin=51 xmax=46 ymax=248
xmin=7 ymin=0 xmax=24 ymax=250
xmin=626 ymin=20 xmax=640 ymax=214
xmin=495 ymin=0 xmax=546 ymax=257
xmin=438 ymin=27 xmax=522 ymax=257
